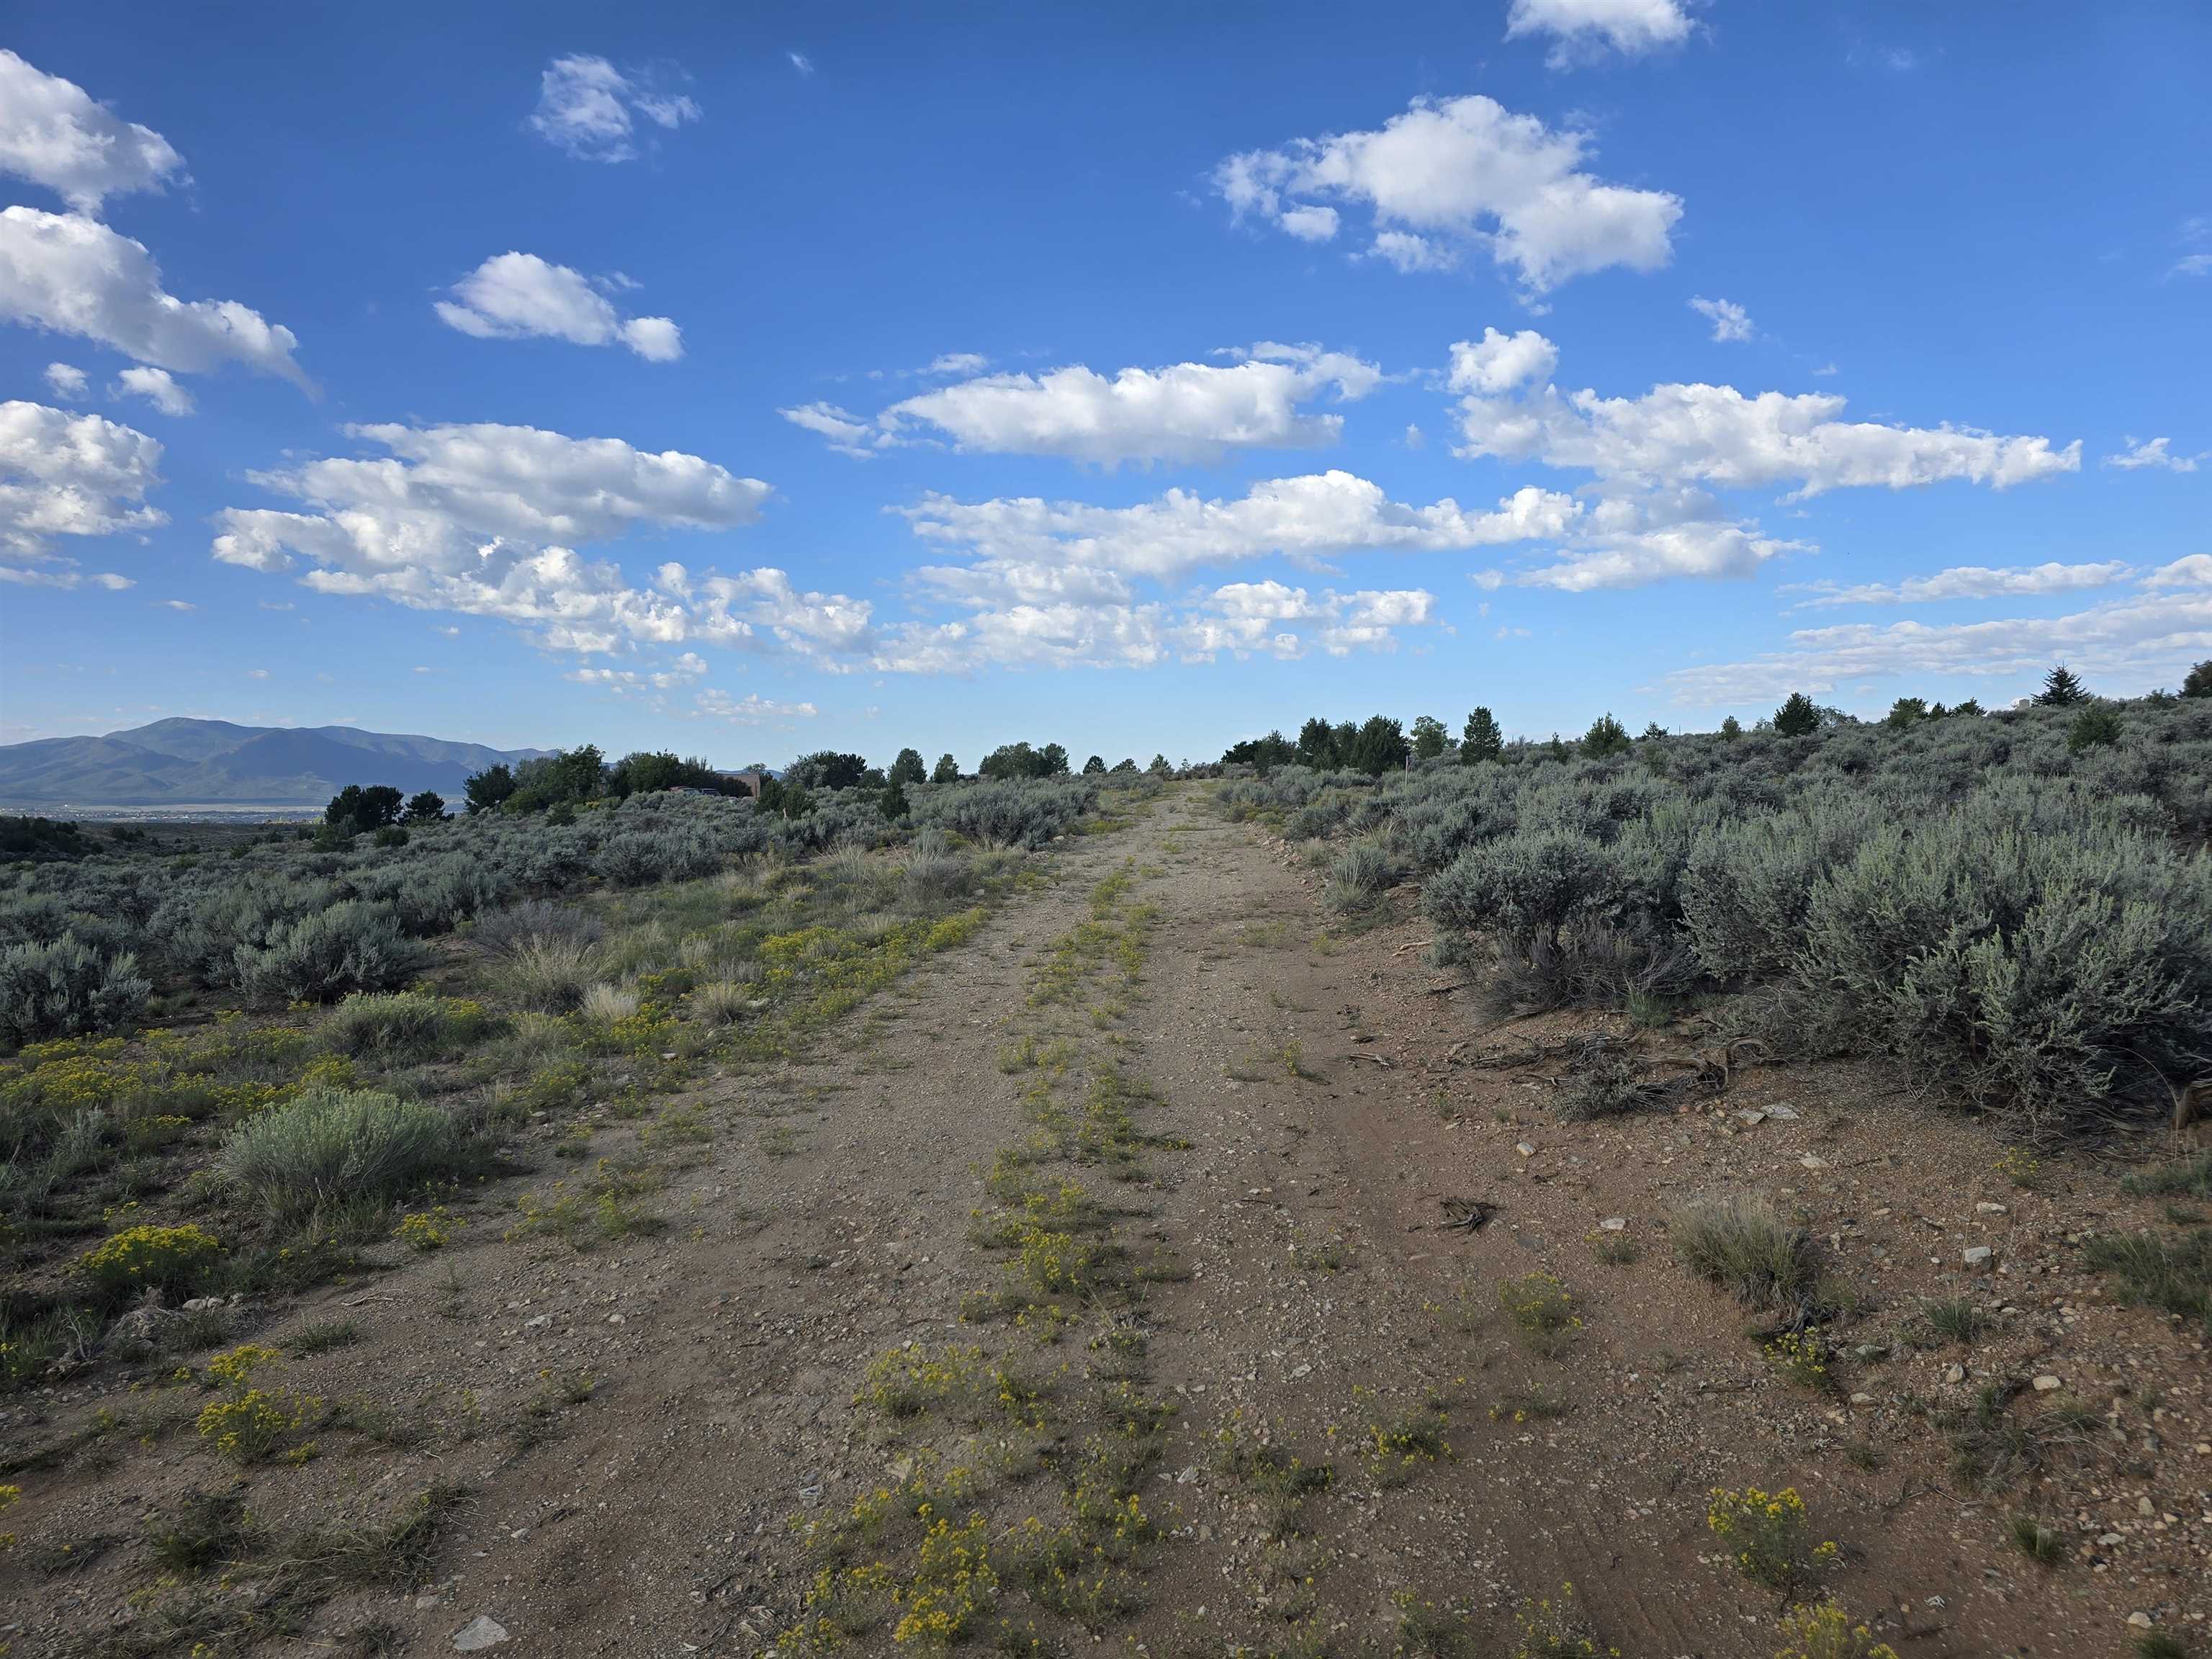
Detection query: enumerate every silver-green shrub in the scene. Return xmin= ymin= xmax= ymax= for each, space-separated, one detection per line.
xmin=223 ymin=1086 xmax=462 ymax=1220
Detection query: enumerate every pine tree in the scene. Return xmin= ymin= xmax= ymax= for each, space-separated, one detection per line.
xmin=1410 ymin=715 xmax=1448 ymax=760
xmin=1581 ymin=714 xmax=1631 ymax=758
xmin=1719 ymin=715 xmax=1742 ymax=738
xmin=1461 ymin=706 xmax=1503 ymax=764
xmin=2182 ymin=660 xmax=2212 ymax=699
xmin=2034 ymin=665 xmax=2090 ymax=706
xmin=1773 ymin=692 xmax=1821 ymax=737
xmin=930 ymin=753 xmax=960 ymax=783
xmin=889 ymin=747 xmax=927 ymax=786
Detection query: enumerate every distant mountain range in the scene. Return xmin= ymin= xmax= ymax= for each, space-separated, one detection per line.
xmin=0 ymin=719 xmax=548 ymax=815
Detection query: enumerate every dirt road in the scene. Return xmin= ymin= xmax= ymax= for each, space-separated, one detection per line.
xmin=18 ymin=788 xmax=2205 ymax=1658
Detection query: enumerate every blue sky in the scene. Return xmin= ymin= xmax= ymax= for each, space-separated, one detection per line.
xmin=1 ymin=1 xmax=2207 ymax=768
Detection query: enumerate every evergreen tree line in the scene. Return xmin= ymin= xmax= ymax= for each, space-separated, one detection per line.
xmin=1219 ymin=660 xmax=2212 ymax=773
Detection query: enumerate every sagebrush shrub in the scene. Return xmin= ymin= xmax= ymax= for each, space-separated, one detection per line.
xmin=1424 ymin=831 xmax=1626 ymax=943
xmin=223 ymin=1087 xmax=464 ymax=1220
xmin=0 ymin=934 xmax=150 ymax=1048
xmin=235 ymin=900 xmax=422 ymax=1006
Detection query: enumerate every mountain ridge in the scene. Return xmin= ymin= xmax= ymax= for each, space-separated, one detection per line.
xmin=0 ymin=719 xmax=550 ymax=813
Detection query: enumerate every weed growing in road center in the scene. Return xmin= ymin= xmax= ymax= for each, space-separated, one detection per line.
xmin=1499 ymin=1272 xmax=1581 ymax=1357
xmin=1707 ymin=1485 xmax=1835 ymax=1592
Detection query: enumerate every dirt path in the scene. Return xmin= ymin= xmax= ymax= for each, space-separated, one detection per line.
xmin=12 ymin=788 xmax=2203 ymax=1658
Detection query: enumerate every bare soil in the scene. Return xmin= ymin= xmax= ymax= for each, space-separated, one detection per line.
xmin=5 ymin=789 xmax=2207 ymax=1658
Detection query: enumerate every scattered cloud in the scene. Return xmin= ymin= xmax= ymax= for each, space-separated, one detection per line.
xmin=567 ymin=650 xmax=708 ymax=698
xmin=1689 ymin=295 xmax=1753 ymax=342
xmin=1781 ymin=561 xmax=2134 ymax=608
xmin=436 ymin=251 xmax=682 ymax=360
xmin=0 ymin=48 xmax=186 ymax=214
xmin=1450 ymin=331 xmax=2079 ymax=498
xmin=112 ymin=365 xmax=194 ymax=415
xmin=787 ymin=51 xmax=815 ymax=77
xmin=0 ymin=207 xmax=310 ymax=388
xmin=901 ymin=469 xmax=1579 ymax=583
xmin=778 ymin=402 xmax=883 ymax=458
xmin=212 ymin=421 xmax=788 ymax=654
xmin=1214 ymin=94 xmax=1681 ymax=292
xmin=1448 ymin=328 xmax=1557 ymax=395
xmin=789 ymin=343 xmax=1385 ymax=467
xmin=247 ymin=667 xmax=269 ymax=678
xmin=2172 ymin=254 xmax=2212 ymax=279
xmin=156 ymin=598 xmax=194 ymax=611
xmin=923 ymin=351 xmax=989 ymax=377
xmin=527 ymin=54 xmax=699 ymax=163
xmin=42 ymin=361 xmax=85 ymax=400
xmin=1184 ymin=580 xmax=1439 ymax=659
xmin=1506 ymin=0 xmax=1694 ymax=67
xmin=1663 ymin=562 xmax=2212 ymax=706
xmin=0 ymin=400 xmax=166 ymax=585
xmin=697 ymin=688 xmax=819 ymax=722
xmin=2105 ymin=436 xmax=2202 ymax=473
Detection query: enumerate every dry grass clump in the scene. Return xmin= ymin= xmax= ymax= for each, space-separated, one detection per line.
xmin=689 ymin=979 xmax=752 ymax=1026
xmin=579 ymin=981 xmax=641 ymax=1025
xmin=495 ymin=935 xmax=602 ymax=1012
xmin=1671 ymin=1195 xmax=1818 ymax=1308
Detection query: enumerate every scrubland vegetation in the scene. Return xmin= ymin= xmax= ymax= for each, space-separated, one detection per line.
xmin=1223 ymin=675 xmax=2212 ymax=1138
xmin=0 ymin=763 xmax=1131 ymax=1395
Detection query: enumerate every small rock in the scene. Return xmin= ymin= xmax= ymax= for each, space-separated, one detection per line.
xmin=1944 ymin=1364 xmax=1966 ymax=1384
xmin=1798 ymin=1154 xmax=1828 ymax=1170
xmin=1848 ymin=1392 xmax=1875 ymax=1406
xmin=2098 ymin=1532 xmax=2125 ymax=1547
xmin=2033 ymin=1374 xmax=2062 ymax=1392
xmin=1963 ymin=1246 xmax=1994 ymax=1267
xmin=1599 ymin=1217 xmax=1627 ymax=1231
xmin=453 ymin=1616 xmax=509 ymax=1652
xmin=181 ymin=1296 xmax=225 ymax=1313
xmin=2137 ymin=1496 xmax=2155 ymax=1516
xmin=1515 ymin=1142 xmax=1536 ymax=1158
xmin=1763 ymin=1102 xmax=1800 ymax=1120
xmin=1975 ymin=1202 xmax=2008 ymax=1215
xmin=1735 ymin=1109 xmax=1766 ymax=1125
xmin=2128 ymin=1613 xmax=2154 ymax=1630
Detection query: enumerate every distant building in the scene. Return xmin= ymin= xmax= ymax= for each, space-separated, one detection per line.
xmin=715 ymin=769 xmax=766 ymax=800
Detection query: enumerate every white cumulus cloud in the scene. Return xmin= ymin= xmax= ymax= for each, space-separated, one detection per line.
xmin=1506 ymin=0 xmax=1694 ymax=66
xmin=436 ymin=251 xmax=682 ymax=361
xmin=1451 ymin=332 xmax=2079 ymax=498
xmin=788 ymin=344 xmax=1383 ymax=467
xmin=1214 ymin=94 xmax=1682 ymax=292
xmin=0 ymin=207 xmax=309 ymax=387
xmin=1448 ymin=328 xmax=1559 ymax=395
xmin=0 ymin=400 xmax=166 ymax=581
xmin=901 ymin=470 xmax=1580 ymax=582
xmin=0 ymin=49 xmax=186 ymax=214
xmin=527 ymin=55 xmax=699 ymax=162
xmin=112 ymin=365 xmax=194 ymax=415
xmin=210 ymin=421 xmax=794 ymax=655
xmin=42 ymin=361 xmax=86 ymax=400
